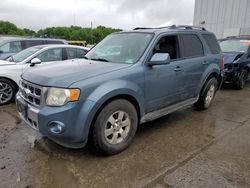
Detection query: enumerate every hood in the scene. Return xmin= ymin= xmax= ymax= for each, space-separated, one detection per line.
xmin=223 ymin=52 xmax=244 ymax=65
xmin=22 ymin=59 xmax=131 ymax=87
xmin=0 ymin=60 xmax=15 ymax=66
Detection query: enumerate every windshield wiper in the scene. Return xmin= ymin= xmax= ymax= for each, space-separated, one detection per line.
xmin=83 ymin=56 xmax=89 ymax=60
xmin=90 ymin=58 xmax=110 ymax=62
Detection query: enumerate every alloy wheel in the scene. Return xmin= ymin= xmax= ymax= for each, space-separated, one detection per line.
xmin=0 ymin=82 xmax=13 ymax=104
xmin=104 ymin=111 xmax=131 ymax=145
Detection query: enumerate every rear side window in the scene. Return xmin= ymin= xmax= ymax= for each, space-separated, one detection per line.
xmin=202 ymin=34 xmax=221 ymax=54
xmin=0 ymin=41 xmax=22 ymax=53
xmin=181 ymin=34 xmax=204 ymax=58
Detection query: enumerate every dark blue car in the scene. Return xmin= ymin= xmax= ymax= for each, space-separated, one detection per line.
xmin=220 ymin=37 xmax=250 ymax=89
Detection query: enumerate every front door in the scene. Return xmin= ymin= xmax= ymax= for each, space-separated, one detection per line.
xmin=144 ymin=34 xmax=186 ymax=113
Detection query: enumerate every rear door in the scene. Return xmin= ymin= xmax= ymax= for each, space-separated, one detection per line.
xmin=178 ymin=33 xmax=207 ymax=99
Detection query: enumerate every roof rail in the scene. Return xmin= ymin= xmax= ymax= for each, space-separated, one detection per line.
xmin=133 ymin=25 xmax=206 ymax=31
xmin=133 ymin=25 xmax=176 ymax=30
xmin=175 ymin=25 xmax=206 ymax=31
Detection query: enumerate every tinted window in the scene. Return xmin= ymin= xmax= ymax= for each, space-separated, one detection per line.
xmin=24 ymin=40 xmax=44 ymax=48
xmin=181 ymin=34 xmax=204 ymax=58
xmin=202 ymin=34 xmax=221 ymax=54
xmin=153 ymin=35 xmax=180 ymax=60
xmin=0 ymin=41 xmax=22 ymax=53
xmin=76 ymin=49 xmax=87 ymax=58
xmin=36 ymin=48 xmax=62 ymax=62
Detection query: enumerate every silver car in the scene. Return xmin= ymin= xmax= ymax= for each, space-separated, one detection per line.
xmin=0 ymin=44 xmax=89 ymax=105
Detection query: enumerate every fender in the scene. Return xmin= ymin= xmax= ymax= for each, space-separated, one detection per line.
xmin=196 ymin=63 xmax=221 ymax=94
xmin=74 ymin=79 xmax=145 ymax=142
xmin=0 ymin=73 xmax=20 ymax=86
xmin=87 ymin=79 xmax=144 ymax=116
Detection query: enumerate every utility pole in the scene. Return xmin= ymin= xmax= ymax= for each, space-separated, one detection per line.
xmin=91 ymin=21 xmax=93 ymax=44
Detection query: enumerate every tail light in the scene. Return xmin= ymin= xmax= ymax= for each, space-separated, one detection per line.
xmin=220 ymin=56 xmax=224 ymax=70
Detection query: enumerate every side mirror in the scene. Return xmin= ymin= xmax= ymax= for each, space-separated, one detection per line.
xmin=148 ymin=53 xmax=170 ymax=66
xmin=30 ymin=58 xmax=41 ymax=67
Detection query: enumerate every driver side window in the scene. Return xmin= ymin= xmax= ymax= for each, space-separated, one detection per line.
xmin=36 ymin=48 xmax=62 ymax=62
xmin=153 ymin=35 xmax=180 ymax=60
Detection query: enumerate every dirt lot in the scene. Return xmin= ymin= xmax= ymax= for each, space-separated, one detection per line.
xmin=1 ymin=84 xmax=250 ymax=188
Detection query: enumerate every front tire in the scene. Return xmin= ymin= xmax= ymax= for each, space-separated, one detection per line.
xmin=235 ymin=69 xmax=248 ymax=90
xmin=194 ymin=77 xmax=218 ymax=110
xmin=0 ymin=78 xmax=17 ymax=106
xmin=92 ymin=99 xmax=138 ymax=155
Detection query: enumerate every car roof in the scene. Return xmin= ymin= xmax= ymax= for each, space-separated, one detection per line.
xmin=118 ymin=25 xmax=212 ymax=35
xmin=0 ymin=36 xmax=65 ymax=43
xmin=27 ymin=44 xmax=89 ymax=50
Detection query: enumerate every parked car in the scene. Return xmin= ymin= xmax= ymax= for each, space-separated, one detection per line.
xmin=0 ymin=44 xmax=89 ymax=105
xmin=0 ymin=37 xmax=67 ymax=60
xmin=16 ymin=25 xmax=223 ymax=155
xmin=219 ymin=36 xmax=250 ymax=89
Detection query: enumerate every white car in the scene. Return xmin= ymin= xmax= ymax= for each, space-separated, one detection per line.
xmin=0 ymin=44 xmax=89 ymax=105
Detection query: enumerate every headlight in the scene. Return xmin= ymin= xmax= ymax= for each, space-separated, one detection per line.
xmin=46 ymin=88 xmax=80 ymax=106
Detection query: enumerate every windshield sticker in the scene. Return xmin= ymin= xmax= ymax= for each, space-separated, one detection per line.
xmin=240 ymin=40 xmax=250 ymax=45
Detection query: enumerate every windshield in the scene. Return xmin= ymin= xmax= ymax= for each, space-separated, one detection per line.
xmin=11 ymin=46 xmax=42 ymax=62
xmin=220 ymin=39 xmax=250 ymax=53
xmin=85 ymin=33 xmax=153 ymax=64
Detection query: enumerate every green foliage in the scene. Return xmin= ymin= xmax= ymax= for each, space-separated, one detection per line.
xmin=0 ymin=20 xmax=35 ymax=36
xmin=36 ymin=25 xmax=122 ymax=44
xmin=0 ymin=20 xmax=122 ymax=44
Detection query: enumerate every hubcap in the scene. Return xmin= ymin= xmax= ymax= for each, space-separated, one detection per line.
xmin=104 ymin=111 xmax=131 ymax=145
xmin=0 ymin=82 xmax=13 ymax=104
xmin=205 ymin=84 xmax=215 ymax=107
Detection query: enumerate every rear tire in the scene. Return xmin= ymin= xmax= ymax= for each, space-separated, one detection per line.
xmin=194 ymin=77 xmax=218 ymax=110
xmin=92 ymin=99 xmax=138 ymax=155
xmin=235 ymin=69 xmax=248 ymax=90
xmin=0 ymin=78 xmax=17 ymax=106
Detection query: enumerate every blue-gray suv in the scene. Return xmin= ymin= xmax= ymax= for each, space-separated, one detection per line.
xmin=16 ymin=25 xmax=224 ymax=155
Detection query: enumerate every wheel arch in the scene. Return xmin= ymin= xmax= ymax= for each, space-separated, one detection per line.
xmin=0 ymin=76 xmax=19 ymax=91
xmin=86 ymin=93 xmax=142 ymax=142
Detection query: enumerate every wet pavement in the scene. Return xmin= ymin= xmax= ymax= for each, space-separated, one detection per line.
xmin=1 ymin=84 xmax=250 ymax=188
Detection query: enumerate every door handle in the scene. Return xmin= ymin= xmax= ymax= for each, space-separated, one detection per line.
xmin=202 ymin=60 xmax=209 ymax=65
xmin=174 ymin=66 xmax=182 ymax=72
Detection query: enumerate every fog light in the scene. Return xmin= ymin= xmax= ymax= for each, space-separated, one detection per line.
xmin=48 ymin=121 xmax=66 ymax=134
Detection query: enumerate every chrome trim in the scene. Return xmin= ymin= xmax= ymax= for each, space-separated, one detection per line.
xmin=19 ymin=79 xmax=47 ymax=108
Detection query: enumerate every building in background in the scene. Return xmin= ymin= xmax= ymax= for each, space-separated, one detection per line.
xmin=193 ymin=0 xmax=250 ymax=38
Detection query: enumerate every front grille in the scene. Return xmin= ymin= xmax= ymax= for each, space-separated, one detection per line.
xmin=19 ymin=80 xmax=43 ymax=107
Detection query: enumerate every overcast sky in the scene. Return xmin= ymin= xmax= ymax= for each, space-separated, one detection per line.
xmin=0 ymin=0 xmax=195 ymax=31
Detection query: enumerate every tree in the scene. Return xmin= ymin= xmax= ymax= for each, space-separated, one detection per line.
xmin=0 ymin=20 xmax=122 ymax=44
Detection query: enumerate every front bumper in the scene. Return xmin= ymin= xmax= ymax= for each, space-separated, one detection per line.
xmin=16 ymin=93 xmax=98 ymax=149
xmin=223 ymin=65 xmax=240 ymax=83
